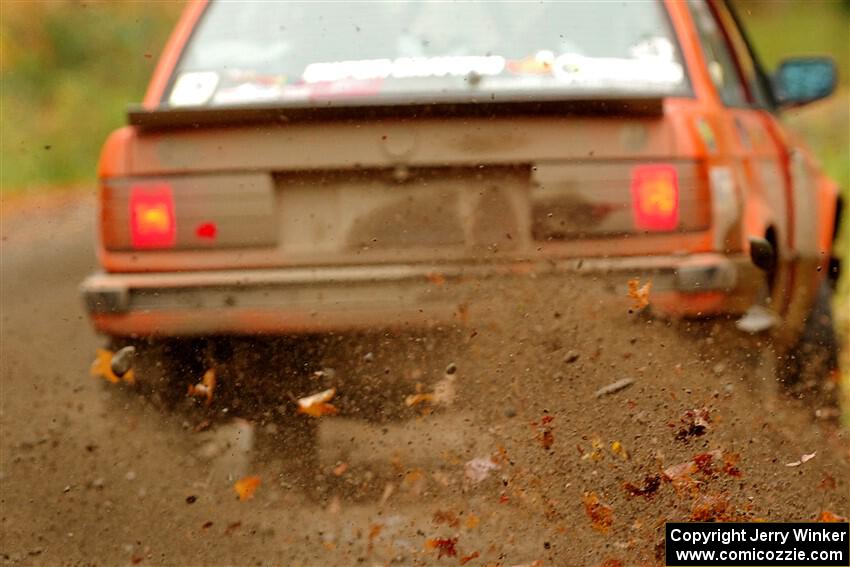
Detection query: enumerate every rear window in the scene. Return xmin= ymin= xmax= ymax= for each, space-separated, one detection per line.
xmin=166 ymin=1 xmax=689 ymax=107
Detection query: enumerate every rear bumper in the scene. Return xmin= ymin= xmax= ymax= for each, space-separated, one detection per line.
xmin=81 ymin=253 xmax=758 ymax=336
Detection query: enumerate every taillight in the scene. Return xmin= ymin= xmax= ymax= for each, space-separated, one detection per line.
xmin=129 ymin=183 xmax=176 ymax=248
xmin=631 ymin=164 xmax=679 ymax=232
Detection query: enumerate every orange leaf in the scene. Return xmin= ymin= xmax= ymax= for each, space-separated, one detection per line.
xmin=627 ymin=278 xmax=652 ymax=310
xmin=187 ymin=369 xmax=216 ymax=406
xmin=816 ymin=510 xmax=847 ymax=522
xmin=405 ymin=392 xmax=435 ymax=407
xmin=425 ymin=537 xmax=458 ymax=558
xmin=582 ymin=492 xmax=613 ymax=533
xmin=296 ymin=388 xmax=338 ymax=417
xmin=233 ymin=475 xmax=261 ymax=501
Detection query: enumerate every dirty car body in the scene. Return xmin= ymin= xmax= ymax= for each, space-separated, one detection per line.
xmin=82 ymin=0 xmax=840 ymax=344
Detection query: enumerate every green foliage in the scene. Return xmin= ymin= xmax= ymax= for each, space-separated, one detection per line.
xmin=1 ymin=1 xmax=181 ymax=192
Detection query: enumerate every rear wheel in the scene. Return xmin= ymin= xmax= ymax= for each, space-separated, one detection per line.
xmin=776 ymin=281 xmax=840 ymax=406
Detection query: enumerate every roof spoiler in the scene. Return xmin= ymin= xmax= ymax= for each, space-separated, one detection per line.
xmin=127 ymin=93 xmax=665 ymax=130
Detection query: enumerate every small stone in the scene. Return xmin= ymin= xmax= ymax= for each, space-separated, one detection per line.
xmin=186 ymin=495 xmax=197 ymax=504
xmin=125 ymin=471 xmax=137 ymax=481
xmin=91 ymin=477 xmax=105 ymax=489
xmin=63 ymin=485 xmax=71 ymax=493
xmin=563 ymin=350 xmax=580 ymax=364
xmin=503 ymin=407 xmax=517 ymax=418
xmin=363 ymin=352 xmax=374 ymax=363
xmin=445 ymin=362 xmax=457 ymax=375
xmin=712 ymin=362 xmax=726 ymax=375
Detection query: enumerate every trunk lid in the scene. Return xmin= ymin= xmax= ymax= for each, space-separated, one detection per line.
xmin=100 ymin=106 xmax=711 ymax=273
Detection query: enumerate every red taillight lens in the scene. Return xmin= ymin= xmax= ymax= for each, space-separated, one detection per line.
xmin=630 ymin=164 xmax=679 ymax=232
xmin=129 ymin=183 xmax=176 ymax=248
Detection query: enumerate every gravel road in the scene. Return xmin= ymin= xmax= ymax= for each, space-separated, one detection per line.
xmin=1 ymin=193 xmax=846 ymax=566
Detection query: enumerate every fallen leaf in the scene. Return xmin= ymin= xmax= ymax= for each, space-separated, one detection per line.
xmin=624 ymin=474 xmax=661 ymax=498
xmin=534 ymin=415 xmax=555 ymax=451
xmin=332 ymin=462 xmax=349 ymax=476
xmin=583 ymin=491 xmax=613 ymax=533
xmin=600 ymin=560 xmax=624 ymax=567
xmin=816 ymin=510 xmax=847 ymax=522
xmin=721 ymin=452 xmax=742 ymax=477
xmin=464 ymin=514 xmax=480 ymax=530
xmin=692 ymin=452 xmax=715 ymax=476
xmin=406 ymin=371 xmax=458 ymax=410
xmin=297 ymin=388 xmax=338 ymax=417
xmin=233 ymin=475 xmax=261 ymax=501
xmin=674 ymin=407 xmax=711 ymax=441
xmin=627 ymin=278 xmax=652 ymax=310
xmin=460 ymin=551 xmax=480 ymax=565
xmin=405 ymin=392 xmax=435 ymax=407
xmin=425 ymin=537 xmax=458 ymax=558
xmin=610 ymin=441 xmax=629 ymax=460
xmin=187 ymin=369 xmax=216 ymax=406
xmin=690 ymin=493 xmax=734 ymax=522
xmin=90 ymin=348 xmax=135 ymax=384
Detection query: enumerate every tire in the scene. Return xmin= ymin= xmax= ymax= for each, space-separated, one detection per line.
xmin=777 ymin=280 xmax=840 ymax=399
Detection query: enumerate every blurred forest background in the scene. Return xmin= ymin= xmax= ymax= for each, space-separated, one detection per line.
xmin=1 ymin=1 xmax=847 ymax=191
xmin=1 ymin=1 xmax=848 ymax=404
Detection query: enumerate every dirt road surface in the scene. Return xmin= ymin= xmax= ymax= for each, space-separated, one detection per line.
xmin=1 ymin=194 xmax=847 ymax=566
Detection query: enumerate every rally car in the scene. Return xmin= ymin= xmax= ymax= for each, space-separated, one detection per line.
xmin=82 ymin=0 xmax=841 ymax=389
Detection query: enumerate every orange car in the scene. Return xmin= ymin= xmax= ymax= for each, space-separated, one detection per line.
xmin=83 ymin=0 xmax=841 ymax=382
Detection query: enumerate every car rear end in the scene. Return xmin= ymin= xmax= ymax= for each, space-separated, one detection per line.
xmin=82 ymin=0 xmax=761 ymax=337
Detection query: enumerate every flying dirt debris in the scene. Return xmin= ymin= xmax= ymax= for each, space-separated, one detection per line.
xmin=2 ymin=0 xmax=846 ymax=565
xmin=296 ymin=388 xmax=338 ymax=417
xmin=594 ymin=378 xmax=635 ymax=398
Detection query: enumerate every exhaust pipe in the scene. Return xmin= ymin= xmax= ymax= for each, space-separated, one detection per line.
xmin=748 ymin=236 xmax=776 ymax=273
